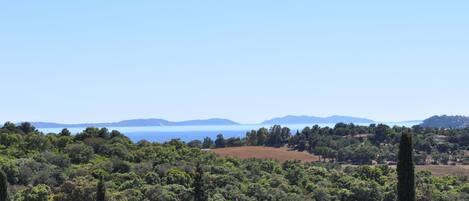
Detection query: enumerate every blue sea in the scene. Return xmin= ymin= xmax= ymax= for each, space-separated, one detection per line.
xmin=38 ymin=122 xmax=421 ymax=143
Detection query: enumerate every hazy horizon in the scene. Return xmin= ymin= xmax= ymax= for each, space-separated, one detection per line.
xmin=2 ymin=1 xmax=469 ymax=124
xmin=10 ymin=114 xmax=422 ymax=125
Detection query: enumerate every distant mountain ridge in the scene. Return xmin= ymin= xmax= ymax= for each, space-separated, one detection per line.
xmin=420 ymin=115 xmax=469 ymax=129
xmin=29 ymin=115 xmax=379 ymax=128
xmin=31 ymin=118 xmax=240 ymax=128
xmin=262 ymin=115 xmax=374 ymax=124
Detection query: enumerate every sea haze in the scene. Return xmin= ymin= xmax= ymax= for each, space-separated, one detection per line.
xmin=30 ymin=118 xmax=240 ymax=128
xmin=30 ymin=115 xmax=376 ymax=128
xmin=37 ymin=121 xmax=421 ymax=143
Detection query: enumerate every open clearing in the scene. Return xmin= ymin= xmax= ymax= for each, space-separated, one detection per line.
xmin=209 ymin=146 xmax=320 ymax=163
xmin=416 ymin=165 xmax=469 ymax=177
xmin=210 ymin=146 xmax=469 ymax=177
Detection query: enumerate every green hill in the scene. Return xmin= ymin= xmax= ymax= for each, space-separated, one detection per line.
xmin=421 ymin=115 xmax=469 ymax=129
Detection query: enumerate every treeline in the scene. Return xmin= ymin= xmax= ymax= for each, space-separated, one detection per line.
xmin=191 ymin=123 xmax=469 ymax=165
xmin=192 ymin=125 xmax=292 ymax=149
xmin=0 ymin=122 xmax=468 ymax=200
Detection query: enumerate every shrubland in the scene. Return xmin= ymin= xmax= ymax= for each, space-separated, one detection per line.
xmin=0 ymin=122 xmax=468 ymax=200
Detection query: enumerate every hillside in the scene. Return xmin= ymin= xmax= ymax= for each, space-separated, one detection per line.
xmin=421 ymin=115 xmax=469 ymax=129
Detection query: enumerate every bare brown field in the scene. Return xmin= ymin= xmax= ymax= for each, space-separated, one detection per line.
xmin=210 ymin=146 xmax=469 ymax=177
xmin=209 ymin=146 xmax=320 ymax=163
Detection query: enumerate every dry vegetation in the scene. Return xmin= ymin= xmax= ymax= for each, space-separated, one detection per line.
xmin=210 ymin=146 xmax=469 ymax=177
xmin=209 ymin=146 xmax=320 ymax=163
xmin=416 ymin=165 xmax=469 ymax=177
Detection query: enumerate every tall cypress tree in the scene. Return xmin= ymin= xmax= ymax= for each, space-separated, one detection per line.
xmin=193 ymin=163 xmax=206 ymax=201
xmin=97 ymin=176 xmax=106 ymax=201
xmin=0 ymin=171 xmax=7 ymax=201
xmin=397 ymin=132 xmax=415 ymax=201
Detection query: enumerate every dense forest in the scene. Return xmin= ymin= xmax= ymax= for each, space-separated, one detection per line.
xmin=0 ymin=122 xmax=468 ymax=200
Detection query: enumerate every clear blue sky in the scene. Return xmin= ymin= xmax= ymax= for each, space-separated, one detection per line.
xmin=1 ymin=1 xmax=468 ymax=124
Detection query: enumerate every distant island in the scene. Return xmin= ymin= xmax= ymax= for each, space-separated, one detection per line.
xmin=262 ymin=115 xmax=374 ymax=124
xmin=420 ymin=115 xmax=469 ymax=129
xmin=30 ymin=118 xmax=240 ymax=128
xmin=27 ymin=115 xmax=379 ymax=128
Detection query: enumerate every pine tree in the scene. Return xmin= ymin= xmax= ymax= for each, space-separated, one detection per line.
xmin=397 ymin=132 xmax=415 ymax=201
xmin=97 ymin=176 xmax=106 ymax=201
xmin=0 ymin=171 xmax=7 ymax=201
xmin=193 ymin=163 xmax=206 ymax=201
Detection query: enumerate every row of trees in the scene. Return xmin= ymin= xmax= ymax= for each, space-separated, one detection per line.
xmin=190 ymin=123 xmax=469 ymax=165
xmin=192 ymin=125 xmax=293 ymax=149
